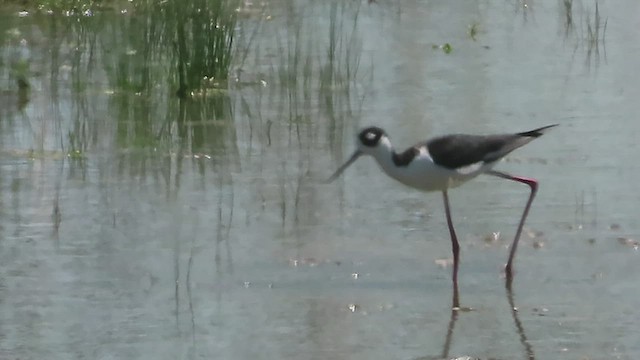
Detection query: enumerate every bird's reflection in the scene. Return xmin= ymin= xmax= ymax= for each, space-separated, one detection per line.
xmin=415 ymin=279 xmax=535 ymax=360
xmin=505 ymin=281 xmax=535 ymax=360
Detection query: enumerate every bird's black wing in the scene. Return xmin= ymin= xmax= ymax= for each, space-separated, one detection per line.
xmin=426 ymin=124 xmax=558 ymax=170
xmin=426 ymin=134 xmax=520 ymax=169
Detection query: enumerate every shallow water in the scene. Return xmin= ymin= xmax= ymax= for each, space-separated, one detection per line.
xmin=1 ymin=0 xmax=639 ymax=359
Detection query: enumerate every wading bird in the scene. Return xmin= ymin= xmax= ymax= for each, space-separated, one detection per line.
xmin=327 ymin=124 xmax=557 ymax=308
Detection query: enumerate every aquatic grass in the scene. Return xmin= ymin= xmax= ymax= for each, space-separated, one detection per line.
xmin=432 ymin=43 xmax=453 ymax=54
xmin=97 ymin=0 xmax=241 ymax=154
xmin=468 ymin=22 xmax=479 ymax=41
xmin=167 ymin=0 xmax=238 ymax=98
xmin=100 ymin=2 xmax=167 ymax=95
xmin=11 ymin=0 xmax=107 ymax=14
xmin=10 ymin=0 xmax=364 ymax=156
xmin=10 ymin=59 xmax=30 ymax=90
xmin=1 ymin=25 xmax=31 ymax=104
xmin=98 ymin=0 xmax=240 ymax=98
xmin=1 ymin=0 xmax=244 ymax=174
xmin=233 ymin=4 xmax=266 ymax=75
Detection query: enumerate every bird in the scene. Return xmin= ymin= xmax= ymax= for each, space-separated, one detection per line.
xmin=326 ymin=124 xmax=557 ymax=308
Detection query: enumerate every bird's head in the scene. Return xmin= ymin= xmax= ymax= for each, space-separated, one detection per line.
xmin=326 ymin=126 xmax=391 ymax=183
xmin=356 ymin=126 xmax=389 ymax=154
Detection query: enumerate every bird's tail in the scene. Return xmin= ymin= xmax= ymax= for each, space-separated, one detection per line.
xmin=517 ymin=124 xmax=559 ymax=138
xmin=486 ymin=124 xmax=558 ymax=161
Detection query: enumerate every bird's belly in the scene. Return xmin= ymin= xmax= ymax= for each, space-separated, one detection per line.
xmin=386 ymin=162 xmax=490 ymax=192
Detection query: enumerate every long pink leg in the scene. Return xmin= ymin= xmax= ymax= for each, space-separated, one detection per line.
xmin=488 ymin=170 xmax=538 ymax=286
xmin=442 ymin=190 xmax=460 ymax=308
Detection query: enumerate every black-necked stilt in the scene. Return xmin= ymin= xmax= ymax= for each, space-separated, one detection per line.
xmin=327 ymin=124 xmax=557 ymax=307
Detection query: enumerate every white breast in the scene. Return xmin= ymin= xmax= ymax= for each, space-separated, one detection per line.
xmin=376 ymin=147 xmax=494 ymax=192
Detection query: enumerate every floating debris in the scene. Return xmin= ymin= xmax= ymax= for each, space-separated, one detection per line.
xmin=435 ymin=258 xmax=453 ymax=268
xmin=617 ymin=237 xmax=639 ymax=249
xmin=347 ymin=303 xmax=358 ymax=313
xmin=453 ymin=306 xmax=474 ymax=312
xmin=288 ymin=257 xmax=320 ymax=267
xmin=432 ymin=43 xmax=453 ymax=54
xmin=243 ymin=281 xmax=251 ymax=288
xmin=532 ymin=240 xmax=545 ymax=249
xmin=591 ymin=272 xmax=603 ymax=280
xmin=532 ymin=307 xmax=549 ymax=316
xmin=609 ymin=223 xmax=621 ymax=231
xmin=351 ymin=273 xmax=359 ymax=280
xmin=483 ymin=231 xmax=500 ymax=243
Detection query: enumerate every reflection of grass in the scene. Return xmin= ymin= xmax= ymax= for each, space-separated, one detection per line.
xmin=585 ymin=2 xmax=606 ymax=49
xmin=563 ymin=0 xmax=573 ymax=32
xmin=581 ymin=1 xmax=607 ymax=67
xmin=561 ymin=0 xmax=607 ymax=67
xmin=320 ymin=2 xmax=363 ymax=94
xmin=266 ymin=1 xmax=366 ymax=133
xmin=11 ymin=59 xmax=31 ymax=91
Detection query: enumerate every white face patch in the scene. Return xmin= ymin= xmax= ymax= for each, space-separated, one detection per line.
xmin=379 ymin=136 xmax=393 ymax=148
xmin=365 ymin=132 xmax=377 ymax=142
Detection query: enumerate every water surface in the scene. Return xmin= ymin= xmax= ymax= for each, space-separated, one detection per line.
xmin=1 ymin=0 xmax=639 ymax=359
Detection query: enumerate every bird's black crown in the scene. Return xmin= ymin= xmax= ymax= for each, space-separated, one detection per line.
xmin=358 ymin=126 xmax=385 ymax=147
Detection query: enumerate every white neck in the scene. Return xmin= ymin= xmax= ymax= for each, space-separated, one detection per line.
xmin=368 ymin=136 xmax=399 ymax=176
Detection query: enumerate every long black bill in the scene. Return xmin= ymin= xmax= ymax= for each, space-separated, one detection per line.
xmin=325 ymin=150 xmax=362 ymax=183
